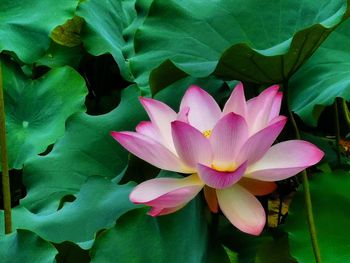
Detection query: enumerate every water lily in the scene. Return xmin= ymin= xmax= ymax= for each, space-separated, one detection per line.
xmin=111 ymin=83 xmax=324 ymax=235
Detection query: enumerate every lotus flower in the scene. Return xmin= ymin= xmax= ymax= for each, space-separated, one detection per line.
xmin=111 ymin=83 xmax=324 ymax=235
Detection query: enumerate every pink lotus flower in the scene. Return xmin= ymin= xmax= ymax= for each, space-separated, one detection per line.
xmin=111 ymin=83 xmax=324 ymax=235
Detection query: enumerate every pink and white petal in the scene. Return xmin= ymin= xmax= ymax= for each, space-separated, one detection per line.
xmin=247 ymin=85 xmax=279 ymax=134
xmin=177 ymin=106 xmax=190 ymax=123
xmin=139 ymin=97 xmax=177 ymax=150
xmin=136 ymin=121 xmax=161 ymax=143
xmin=238 ymin=178 xmax=277 ymax=196
xmin=245 ymin=140 xmax=324 ymax=181
xmin=111 ymin=131 xmax=187 ymax=173
xmin=148 ymin=204 xmax=187 ymax=216
xmin=223 ymin=82 xmax=248 ymax=118
xmin=179 ymin=85 xmax=221 ymax=131
xmin=171 ymin=121 xmax=212 ymax=169
xmin=197 ymin=162 xmax=247 ymax=189
xmin=217 ymin=184 xmax=266 ymax=235
xmin=129 ymin=174 xmax=204 ymax=207
xmin=204 ymin=186 xmax=219 ymax=213
xmin=237 ymin=117 xmax=287 ymax=165
xmin=210 ymin=113 xmax=248 ymax=170
xmin=268 ymin=92 xmax=283 ymax=122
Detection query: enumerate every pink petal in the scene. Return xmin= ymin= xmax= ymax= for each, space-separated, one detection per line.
xmin=177 ymin=106 xmax=190 ymax=123
xmin=237 ymin=116 xmax=287 ymax=165
xmin=246 ymin=140 xmax=324 ymax=181
xmin=148 ymin=204 xmax=186 ymax=216
xmin=129 ymin=174 xmax=204 ymax=208
xmin=216 ymin=184 xmax=266 ymax=235
xmin=246 ymin=85 xmax=279 ymax=134
xmin=268 ymin=91 xmax=283 ymax=122
xmin=197 ymin=161 xmax=247 ymax=189
xmin=204 ymin=186 xmax=218 ymax=213
xmin=171 ymin=121 xmax=212 ymax=169
xmin=179 ymin=85 xmax=221 ymax=132
xmin=135 ymin=121 xmax=161 ymax=143
xmin=223 ymin=82 xmax=248 ymax=118
xmin=111 ymin=131 xmax=188 ymax=172
xmin=139 ymin=97 xmax=177 ymax=150
xmin=238 ymin=178 xmax=277 ymax=196
xmin=210 ymin=113 xmax=248 ymax=170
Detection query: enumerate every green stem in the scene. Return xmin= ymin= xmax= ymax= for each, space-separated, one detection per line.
xmin=287 ymin=100 xmax=322 ymax=263
xmin=0 ymin=61 xmax=12 ymax=234
xmin=334 ymin=99 xmax=341 ymax=166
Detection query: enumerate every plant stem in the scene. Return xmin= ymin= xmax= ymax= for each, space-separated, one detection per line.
xmin=334 ymin=98 xmax=341 ymax=166
xmin=0 ymin=61 xmax=12 ymax=234
xmin=287 ymin=97 xmax=322 ymax=263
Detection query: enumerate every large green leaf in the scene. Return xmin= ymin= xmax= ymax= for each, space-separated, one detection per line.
xmin=3 ymin=59 xmax=87 ymax=170
xmin=0 ymin=229 xmax=57 ymax=263
xmin=0 ymin=1 xmax=78 ymax=63
xmin=77 ymin=0 xmax=152 ymax=80
xmin=1 ymin=176 xmax=136 ymax=245
xmin=90 ymin=200 xmax=229 ymax=263
xmin=220 ymin=219 xmax=296 ymax=263
xmin=21 ymin=86 xmax=145 ymax=213
xmin=289 ymin=17 xmax=350 ymax=126
xmin=284 ymin=171 xmax=350 ymax=262
xmin=36 ymin=41 xmax=85 ymax=69
xmin=130 ymin=0 xmax=348 ymax=90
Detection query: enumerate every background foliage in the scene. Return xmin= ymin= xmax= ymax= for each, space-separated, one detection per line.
xmin=1 ymin=0 xmax=350 ymax=262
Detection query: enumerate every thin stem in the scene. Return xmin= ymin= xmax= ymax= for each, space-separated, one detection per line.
xmin=285 ymin=84 xmax=322 ymax=263
xmin=334 ymin=99 xmax=341 ymax=166
xmin=300 ymin=170 xmax=322 ymax=263
xmin=0 ymin=61 xmax=12 ymax=234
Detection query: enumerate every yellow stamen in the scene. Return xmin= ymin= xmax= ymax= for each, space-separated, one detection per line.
xmin=211 ymin=163 xmax=237 ymax=172
xmin=203 ymin=130 xmax=212 ymax=138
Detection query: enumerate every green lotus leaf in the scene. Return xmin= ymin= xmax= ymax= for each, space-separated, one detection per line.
xmin=36 ymin=41 xmax=84 ymax=69
xmin=130 ymin=0 xmax=348 ymax=90
xmin=220 ymin=221 xmax=296 ymax=263
xmin=0 ymin=229 xmax=57 ymax=263
xmin=284 ymin=171 xmax=350 ymax=262
xmin=76 ymin=0 xmax=152 ymax=80
xmin=289 ymin=17 xmax=350 ymax=126
xmin=90 ymin=200 xmax=229 ymax=263
xmin=0 ymin=0 xmax=78 ymax=63
xmin=3 ymin=59 xmax=87 ymax=170
xmin=0 ymin=176 xmax=136 ymax=245
xmin=21 ymin=86 xmax=145 ymax=213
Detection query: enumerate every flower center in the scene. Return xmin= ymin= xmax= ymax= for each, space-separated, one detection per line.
xmin=202 ymin=130 xmax=212 ymax=138
xmin=211 ymin=163 xmax=237 ymax=172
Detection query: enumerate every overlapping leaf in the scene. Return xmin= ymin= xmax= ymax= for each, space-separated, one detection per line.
xmin=289 ymin=18 xmax=350 ymax=126
xmin=130 ymin=0 xmax=348 ymax=90
xmin=1 ymin=176 xmax=136 ymax=245
xmin=22 ymin=86 xmax=145 ymax=213
xmin=3 ymin=59 xmax=87 ymax=170
xmin=285 ymin=171 xmax=350 ymax=262
xmin=36 ymin=42 xmax=84 ymax=69
xmin=90 ymin=200 xmax=229 ymax=263
xmin=77 ymin=0 xmax=152 ymax=80
xmin=0 ymin=229 xmax=57 ymax=263
xmin=220 ymin=221 xmax=296 ymax=263
xmin=0 ymin=0 xmax=78 ymax=63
